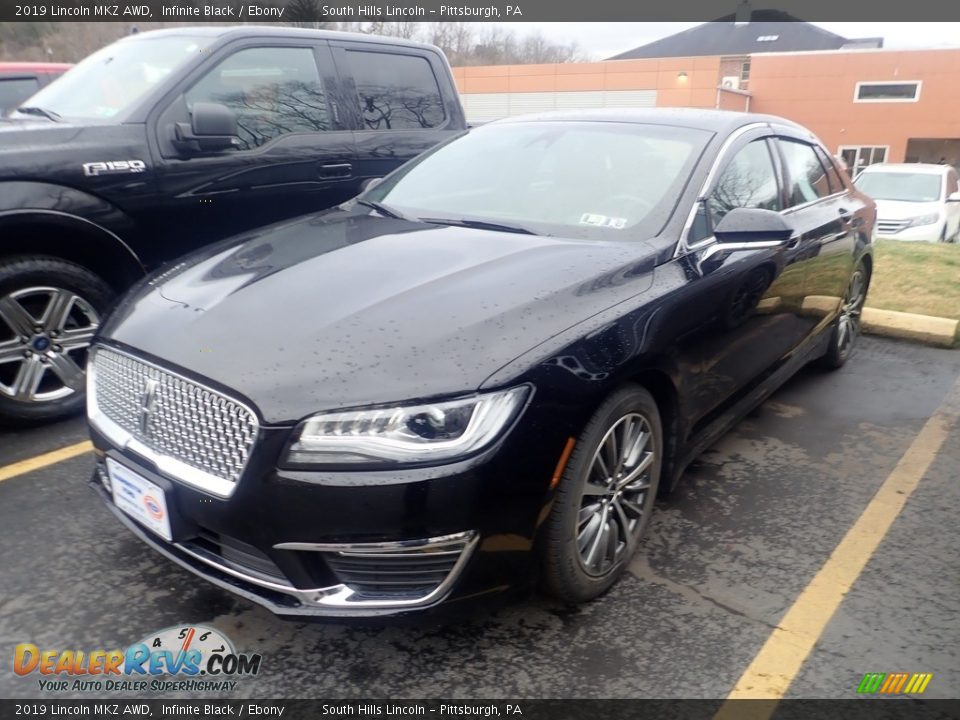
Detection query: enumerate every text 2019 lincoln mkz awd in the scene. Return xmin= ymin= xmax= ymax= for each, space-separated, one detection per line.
xmin=87 ymin=109 xmax=874 ymax=617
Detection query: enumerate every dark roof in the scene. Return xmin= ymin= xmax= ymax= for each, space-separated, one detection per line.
xmin=491 ymin=107 xmax=809 ymax=136
xmin=608 ymin=13 xmax=857 ymax=60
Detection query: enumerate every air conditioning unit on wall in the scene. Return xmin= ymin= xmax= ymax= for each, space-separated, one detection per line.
xmin=721 ymin=76 xmax=741 ymax=90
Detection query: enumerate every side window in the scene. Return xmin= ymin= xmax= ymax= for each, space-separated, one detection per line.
xmin=707 ymin=139 xmax=782 ymax=227
xmin=185 ymin=47 xmax=329 ymax=151
xmin=780 ymin=139 xmax=831 ymax=205
xmin=347 ymin=50 xmax=445 ymax=130
xmin=814 ymin=145 xmax=845 ymax=194
xmin=0 ymin=77 xmax=40 ymax=111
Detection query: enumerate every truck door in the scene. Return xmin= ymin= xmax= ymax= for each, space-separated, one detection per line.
xmin=144 ymin=39 xmax=357 ymax=266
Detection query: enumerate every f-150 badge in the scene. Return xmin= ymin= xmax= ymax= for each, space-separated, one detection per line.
xmin=82 ymin=160 xmax=147 ymax=177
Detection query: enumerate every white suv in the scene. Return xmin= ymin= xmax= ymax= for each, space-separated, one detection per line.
xmin=854 ymin=163 xmax=960 ymax=243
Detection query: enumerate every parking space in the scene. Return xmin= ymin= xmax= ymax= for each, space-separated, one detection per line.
xmin=1 ymin=336 xmax=958 ymax=700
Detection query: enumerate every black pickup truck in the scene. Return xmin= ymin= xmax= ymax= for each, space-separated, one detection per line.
xmin=0 ymin=26 xmax=467 ymax=423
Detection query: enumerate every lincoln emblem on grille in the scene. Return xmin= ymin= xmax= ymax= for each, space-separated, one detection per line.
xmin=138 ymin=378 xmax=159 ymax=437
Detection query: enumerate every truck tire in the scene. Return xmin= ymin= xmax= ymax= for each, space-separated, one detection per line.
xmin=0 ymin=256 xmax=114 ymax=425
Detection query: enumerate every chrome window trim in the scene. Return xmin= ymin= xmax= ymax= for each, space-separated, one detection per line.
xmin=673 ymin=122 xmax=770 ymax=258
xmin=174 ymin=530 xmax=479 ymax=610
xmin=87 ymin=345 xmax=260 ymax=499
xmin=675 ymin=128 xmax=855 ymax=259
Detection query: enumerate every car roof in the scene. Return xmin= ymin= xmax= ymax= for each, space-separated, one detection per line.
xmin=0 ymin=62 xmax=72 ymax=74
xmin=858 ymin=163 xmax=951 ymax=175
xmin=489 ymin=107 xmax=812 ymax=135
xmin=117 ymin=25 xmax=438 ymax=52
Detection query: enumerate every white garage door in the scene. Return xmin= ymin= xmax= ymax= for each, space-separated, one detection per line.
xmin=461 ymin=90 xmax=657 ymax=124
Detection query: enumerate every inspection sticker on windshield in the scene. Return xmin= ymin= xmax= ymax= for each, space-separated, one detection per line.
xmin=580 ymin=213 xmax=627 ymax=229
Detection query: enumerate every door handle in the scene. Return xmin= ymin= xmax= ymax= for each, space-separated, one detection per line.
xmin=318 ymin=162 xmax=353 ymax=178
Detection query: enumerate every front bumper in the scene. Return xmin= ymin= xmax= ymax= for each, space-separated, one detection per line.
xmin=874 ymin=221 xmax=945 ymax=243
xmin=88 ymin=409 xmax=568 ymax=617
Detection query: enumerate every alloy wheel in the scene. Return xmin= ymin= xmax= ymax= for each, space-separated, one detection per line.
xmin=836 ymin=268 xmax=866 ymax=358
xmin=576 ymin=413 xmax=655 ymax=577
xmin=0 ymin=286 xmax=99 ymax=403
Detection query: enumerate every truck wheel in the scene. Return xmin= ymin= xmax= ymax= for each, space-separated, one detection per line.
xmin=0 ymin=256 xmax=114 ymax=425
xmin=540 ymin=385 xmax=662 ymax=604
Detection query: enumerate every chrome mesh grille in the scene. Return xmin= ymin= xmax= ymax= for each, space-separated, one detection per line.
xmin=91 ymin=347 xmax=258 ymax=485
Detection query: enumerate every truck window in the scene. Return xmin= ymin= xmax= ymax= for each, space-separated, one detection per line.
xmin=185 ymin=47 xmax=329 ymax=151
xmin=346 ymin=50 xmax=445 ymax=130
xmin=0 ymin=77 xmax=40 ymax=112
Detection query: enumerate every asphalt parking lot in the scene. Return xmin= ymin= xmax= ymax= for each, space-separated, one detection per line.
xmin=1 ymin=335 xmax=958 ymax=701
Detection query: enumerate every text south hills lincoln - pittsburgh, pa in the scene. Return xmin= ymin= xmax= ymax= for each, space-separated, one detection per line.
xmin=320 ymin=5 xmax=522 ymax=18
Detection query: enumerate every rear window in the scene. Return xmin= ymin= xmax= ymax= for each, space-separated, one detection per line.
xmin=347 ymin=50 xmax=445 ymax=130
xmin=0 ymin=77 xmax=40 ymax=112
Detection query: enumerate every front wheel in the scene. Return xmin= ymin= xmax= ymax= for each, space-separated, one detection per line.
xmin=0 ymin=256 xmax=114 ymax=425
xmin=540 ymin=385 xmax=662 ymax=604
xmin=817 ymin=261 xmax=869 ymax=370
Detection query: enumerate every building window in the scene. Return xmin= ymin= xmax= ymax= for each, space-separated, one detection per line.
xmin=740 ymin=60 xmax=751 ymax=82
xmin=854 ymin=81 xmax=921 ymax=103
xmin=839 ymin=146 xmax=888 ymax=176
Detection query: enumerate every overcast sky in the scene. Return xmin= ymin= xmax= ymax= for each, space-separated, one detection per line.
xmin=499 ymin=23 xmax=960 ymax=60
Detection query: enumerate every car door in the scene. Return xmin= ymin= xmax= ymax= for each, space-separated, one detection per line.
xmin=775 ymin=136 xmax=858 ymax=338
xmin=668 ymin=132 xmax=810 ymax=431
xmin=329 ymin=40 xmax=466 ymax=185
xmin=144 ymin=40 xmax=358 ymax=266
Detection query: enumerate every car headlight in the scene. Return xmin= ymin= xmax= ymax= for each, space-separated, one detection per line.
xmin=906 ymin=213 xmax=940 ymax=228
xmin=283 ymin=386 xmax=531 ymax=467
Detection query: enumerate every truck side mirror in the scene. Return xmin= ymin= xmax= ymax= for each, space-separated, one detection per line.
xmin=174 ymin=102 xmax=239 ymax=154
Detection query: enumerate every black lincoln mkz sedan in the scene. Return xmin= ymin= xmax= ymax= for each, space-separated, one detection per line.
xmin=88 ymin=109 xmax=874 ymax=617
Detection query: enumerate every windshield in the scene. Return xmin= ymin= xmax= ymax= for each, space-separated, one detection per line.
xmin=364 ymin=121 xmax=711 ymax=240
xmin=16 ymin=36 xmax=205 ymax=120
xmin=855 ymin=171 xmax=943 ymax=203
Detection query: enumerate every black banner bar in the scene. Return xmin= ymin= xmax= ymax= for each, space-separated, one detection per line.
xmin=4 ymin=0 xmax=960 ymax=22
xmin=2 ymin=700 xmax=960 ymax=720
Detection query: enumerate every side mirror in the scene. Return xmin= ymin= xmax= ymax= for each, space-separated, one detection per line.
xmin=174 ymin=102 xmax=238 ymax=154
xmin=360 ymin=177 xmax=383 ymax=192
xmin=947 ymin=191 xmax=960 ymax=203
xmin=714 ymin=207 xmax=794 ymax=244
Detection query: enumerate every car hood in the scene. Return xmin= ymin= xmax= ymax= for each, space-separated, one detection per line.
xmin=101 ymin=209 xmax=658 ymax=425
xmin=872 ymin=198 xmax=942 ymax=220
xmin=0 ymin=115 xmax=87 ymax=147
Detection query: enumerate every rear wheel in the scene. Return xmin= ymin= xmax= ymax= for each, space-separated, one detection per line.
xmin=817 ymin=261 xmax=869 ymax=370
xmin=540 ymin=385 xmax=662 ymax=604
xmin=0 ymin=256 xmax=114 ymax=425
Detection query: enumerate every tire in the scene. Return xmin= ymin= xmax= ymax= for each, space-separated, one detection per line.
xmin=0 ymin=256 xmax=114 ymax=425
xmin=939 ymin=224 xmax=947 ymax=243
xmin=540 ymin=385 xmax=663 ymax=604
xmin=817 ymin=260 xmax=870 ymax=371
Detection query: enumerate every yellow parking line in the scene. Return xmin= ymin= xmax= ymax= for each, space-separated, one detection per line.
xmin=0 ymin=441 xmax=93 ymax=483
xmin=715 ymin=375 xmax=960 ymax=719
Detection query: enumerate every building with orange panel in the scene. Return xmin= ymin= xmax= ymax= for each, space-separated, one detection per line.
xmin=452 ymin=47 xmax=960 ymax=171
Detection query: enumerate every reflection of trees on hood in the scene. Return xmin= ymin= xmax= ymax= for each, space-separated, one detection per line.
xmin=358 ymin=84 xmax=443 ymax=130
xmin=212 ymin=80 xmax=329 ymax=149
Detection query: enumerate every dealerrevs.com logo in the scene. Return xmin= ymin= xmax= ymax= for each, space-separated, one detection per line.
xmin=14 ymin=625 xmax=262 ymax=693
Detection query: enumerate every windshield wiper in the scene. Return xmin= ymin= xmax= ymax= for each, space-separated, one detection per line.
xmin=15 ymin=106 xmax=63 ymax=122
xmin=421 ymin=217 xmax=538 ymax=235
xmin=356 ymin=199 xmax=413 ymax=221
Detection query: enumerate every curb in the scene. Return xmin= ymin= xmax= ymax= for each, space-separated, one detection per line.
xmin=861 ymin=307 xmax=959 ymax=348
